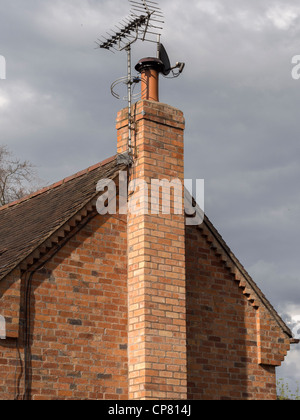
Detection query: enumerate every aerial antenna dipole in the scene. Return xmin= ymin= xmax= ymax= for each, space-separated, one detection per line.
xmin=96 ymin=0 xmax=184 ymax=156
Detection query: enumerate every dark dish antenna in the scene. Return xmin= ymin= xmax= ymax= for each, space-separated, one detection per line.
xmin=158 ymin=43 xmax=185 ymax=78
xmin=96 ymin=0 xmax=185 ymax=155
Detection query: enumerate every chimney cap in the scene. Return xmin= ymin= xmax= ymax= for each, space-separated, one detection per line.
xmin=135 ymin=57 xmax=164 ymax=74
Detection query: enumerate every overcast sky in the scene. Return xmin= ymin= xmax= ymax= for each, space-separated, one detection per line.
xmin=0 ymin=0 xmax=300 ymax=395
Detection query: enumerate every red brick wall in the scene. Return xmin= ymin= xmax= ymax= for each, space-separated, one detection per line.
xmin=185 ymin=225 xmax=290 ymax=400
xmin=0 ymin=213 xmax=128 ymax=400
xmin=0 ymin=202 xmax=292 ymax=401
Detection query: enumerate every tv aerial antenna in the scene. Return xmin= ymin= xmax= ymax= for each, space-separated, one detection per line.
xmin=96 ymin=0 xmax=185 ymax=155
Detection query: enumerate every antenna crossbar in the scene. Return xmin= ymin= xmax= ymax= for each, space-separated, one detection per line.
xmin=97 ymin=15 xmax=148 ymax=51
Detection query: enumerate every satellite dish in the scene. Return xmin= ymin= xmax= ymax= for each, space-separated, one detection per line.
xmin=158 ymin=43 xmax=171 ymax=76
xmin=158 ymin=43 xmax=185 ymax=77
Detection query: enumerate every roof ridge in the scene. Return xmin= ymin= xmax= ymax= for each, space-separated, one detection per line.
xmin=0 ymin=156 xmax=126 ymax=282
xmin=0 ymin=155 xmax=116 ymax=212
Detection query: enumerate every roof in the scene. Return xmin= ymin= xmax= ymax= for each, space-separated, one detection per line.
xmin=0 ymin=155 xmax=127 ymax=282
xmin=0 ymin=155 xmax=295 ymax=342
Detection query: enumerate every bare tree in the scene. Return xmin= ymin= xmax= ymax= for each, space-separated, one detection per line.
xmin=0 ymin=145 xmax=39 ymax=206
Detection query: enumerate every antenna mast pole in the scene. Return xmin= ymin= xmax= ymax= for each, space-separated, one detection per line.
xmin=126 ymin=45 xmax=132 ymax=155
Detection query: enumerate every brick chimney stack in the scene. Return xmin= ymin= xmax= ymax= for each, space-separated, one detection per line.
xmin=116 ymin=93 xmax=187 ymax=399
